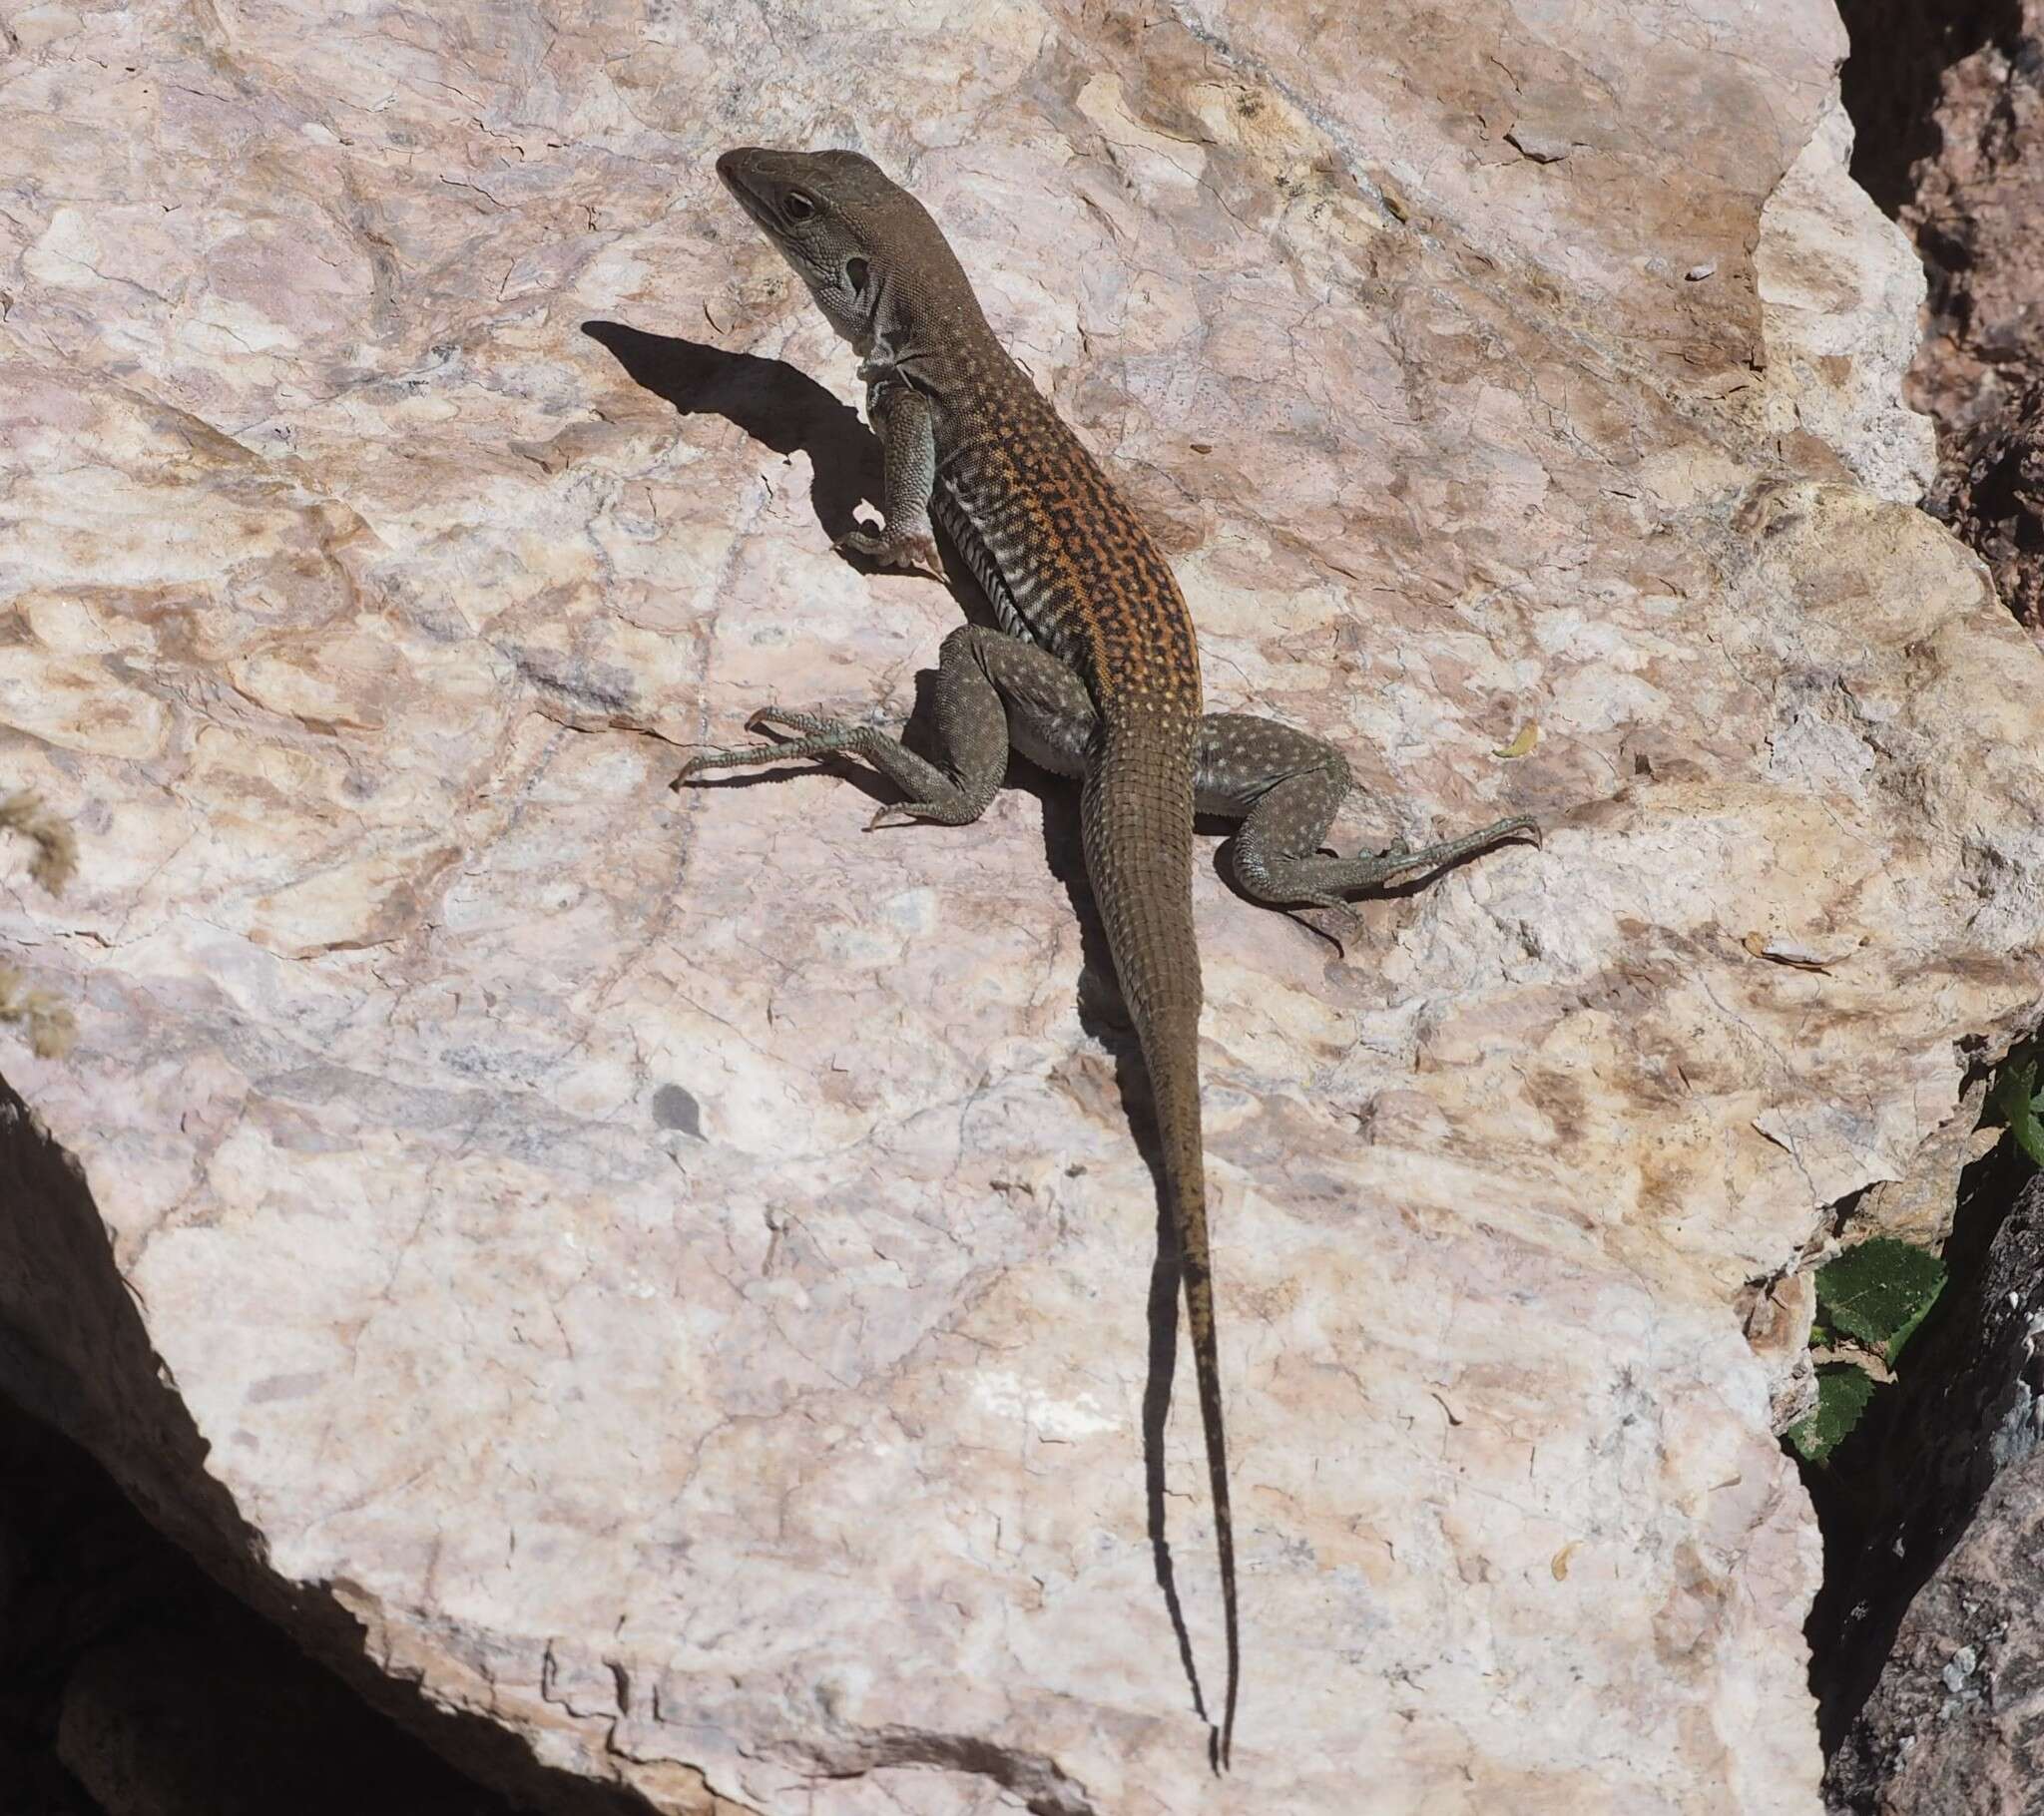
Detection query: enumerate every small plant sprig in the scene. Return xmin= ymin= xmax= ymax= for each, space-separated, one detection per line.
xmin=1989 ymin=1039 xmax=2044 ymax=1170
xmin=1787 ymin=1236 xmax=1946 ymax=1466
xmin=1790 ymin=1047 xmax=2043 ymax=1466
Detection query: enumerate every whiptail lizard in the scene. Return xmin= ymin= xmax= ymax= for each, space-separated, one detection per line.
xmin=684 ymin=146 xmax=1539 ymax=1770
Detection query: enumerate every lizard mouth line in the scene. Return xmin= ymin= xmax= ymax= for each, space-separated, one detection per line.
xmin=713 ymin=154 xmax=775 ymax=232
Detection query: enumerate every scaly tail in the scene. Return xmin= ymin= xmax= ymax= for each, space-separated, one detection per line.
xmin=1149 ymin=1000 xmax=1239 ymax=1772
xmin=1081 ymin=724 xmax=1239 ymax=1770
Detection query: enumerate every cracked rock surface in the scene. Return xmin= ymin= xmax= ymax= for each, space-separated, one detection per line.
xmin=1825 ymin=1437 xmax=2044 ymax=1814
xmin=1842 ymin=0 xmax=2044 ymax=631
xmin=3 ymin=3 xmax=2043 ymax=1811
xmin=1818 ymin=1172 xmax=2044 ymax=1813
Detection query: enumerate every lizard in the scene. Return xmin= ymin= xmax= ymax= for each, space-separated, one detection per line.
xmin=684 ymin=145 xmax=1540 ymax=1770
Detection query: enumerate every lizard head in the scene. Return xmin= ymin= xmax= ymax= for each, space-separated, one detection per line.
xmin=715 ymin=146 xmax=978 ymax=352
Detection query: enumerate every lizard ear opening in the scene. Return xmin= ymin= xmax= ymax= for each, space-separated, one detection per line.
xmin=843 ymin=254 xmax=870 ymax=296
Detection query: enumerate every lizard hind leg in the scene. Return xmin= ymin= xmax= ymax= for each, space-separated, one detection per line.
xmin=677 ymin=624 xmax=1096 ymax=832
xmin=864 ymin=624 xmax=1096 ymax=825
xmin=1195 ymin=711 xmax=1537 ymax=926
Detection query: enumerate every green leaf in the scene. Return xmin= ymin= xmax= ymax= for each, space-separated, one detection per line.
xmin=1992 ymin=1053 xmax=2044 ymax=1169
xmin=1788 ymin=1364 xmax=1876 ymax=1466
xmin=1814 ymin=1237 xmax=1945 ymax=1357
xmin=1885 ymin=1285 xmax=1943 ymax=1365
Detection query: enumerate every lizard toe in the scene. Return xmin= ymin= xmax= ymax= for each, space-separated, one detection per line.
xmin=866 ymin=800 xmax=952 ymax=830
xmin=1292 ymin=896 xmax=1361 ymax=954
xmin=836 ymin=526 xmax=944 ymax=580
xmin=889 ymin=531 xmax=945 ymax=580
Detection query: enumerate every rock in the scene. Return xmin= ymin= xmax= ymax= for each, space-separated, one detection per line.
xmin=1 ymin=2 xmax=2042 ymax=1812
xmin=1822 ymin=1182 xmax=2044 ymax=1813
xmin=1847 ymin=1079 xmax=2003 ymax=1252
xmin=1935 ymin=375 xmax=2044 ymax=631
xmin=1840 ymin=0 xmax=2044 ymax=627
xmin=1873 ymin=2 xmax=2044 ymax=433
xmin=1504 ymin=124 xmax=1573 ymax=165
xmin=1749 ymin=97 xmax=1937 ymax=506
xmin=1739 ymin=1267 xmax=1820 ymax=1436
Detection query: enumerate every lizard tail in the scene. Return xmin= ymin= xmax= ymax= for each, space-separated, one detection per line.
xmin=1151 ymin=1004 xmax=1240 ymax=1773
xmin=1196 ymin=1260 xmax=1241 ymax=1773
xmin=1079 ymin=729 xmax=1239 ymax=1770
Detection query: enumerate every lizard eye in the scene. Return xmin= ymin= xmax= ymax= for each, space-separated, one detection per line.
xmin=783 ymin=190 xmax=816 ymax=222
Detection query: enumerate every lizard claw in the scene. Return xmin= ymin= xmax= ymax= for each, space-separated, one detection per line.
xmin=1295 ymin=897 xmax=1361 ymax=956
xmin=835 ymin=524 xmax=945 ymax=581
xmin=866 ymin=802 xmax=942 ymax=830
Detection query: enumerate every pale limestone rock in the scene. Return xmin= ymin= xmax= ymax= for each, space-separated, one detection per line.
xmin=1741 ymin=1268 xmax=1820 ymax=1436
xmin=1752 ymin=96 xmax=1940 ymax=504
xmin=2 ymin=3 xmax=2042 ymax=1814
xmin=1848 ymin=1078 xmax=2004 ymax=1253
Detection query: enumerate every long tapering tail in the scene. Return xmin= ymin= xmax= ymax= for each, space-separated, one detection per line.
xmin=1194 ymin=1262 xmax=1240 ymax=1771
xmin=1080 ymin=727 xmax=1239 ymax=1769
xmin=1148 ymin=1001 xmax=1239 ymax=1772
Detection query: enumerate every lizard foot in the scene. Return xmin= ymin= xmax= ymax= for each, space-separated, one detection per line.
xmin=1308 ymin=814 xmax=1543 ymax=893
xmin=1294 ymin=897 xmax=1362 ymax=954
xmin=864 ymin=800 xmax=954 ymax=830
xmin=834 ymin=524 xmax=945 ymax=581
xmin=745 ymin=706 xmax=855 ymax=739
xmin=674 ymin=708 xmax=878 ymax=784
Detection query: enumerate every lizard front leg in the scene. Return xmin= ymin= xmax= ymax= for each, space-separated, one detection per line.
xmin=834 ymin=377 xmax=944 ymax=579
xmin=1194 ymin=712 xmax=1537 ymax=935
xmin=678 ymin=625 xmax=1095 ymax=828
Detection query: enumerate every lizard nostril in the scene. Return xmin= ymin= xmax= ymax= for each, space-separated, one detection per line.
xmin=714 ymin=149 xmax=760 ymax=194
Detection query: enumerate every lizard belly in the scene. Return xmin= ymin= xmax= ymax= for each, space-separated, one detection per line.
xmin=933 ymin=486 xmax=1047 ymax=648
xmin=932 ymin=482 xmax=1083 ymax=672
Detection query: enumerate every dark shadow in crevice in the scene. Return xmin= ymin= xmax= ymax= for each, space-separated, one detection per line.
xmin=1796 ymin=1126 xmax=2044 ymax=1769
xmin=0 ymin=1394 xmax=521 ymax=1815
xmin=0 ymin=1076 xmax=677 ymax=1816
xmin=1835 ymin=0 xmax=2024 ymax=217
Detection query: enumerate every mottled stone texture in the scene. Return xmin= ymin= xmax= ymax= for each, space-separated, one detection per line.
xmin=1826 ymin=1445 xmax=2044 ymax=1814
xmin=2 ymin=3 xmax=2042 ymax=1812
xmin=1822 ymin=1180 xmax=2044 ymax=1814
xmin=1840 ymin=0 xmax=2044 ymax=627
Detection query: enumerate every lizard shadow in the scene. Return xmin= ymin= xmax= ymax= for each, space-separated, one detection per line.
xmin=588 ymin=316 xmax=1219 ymax=1744
xmin=584 ymin=320 xmax=1033 ymax=812
xmin=582 ymin=320 xmax=879 ymax=545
